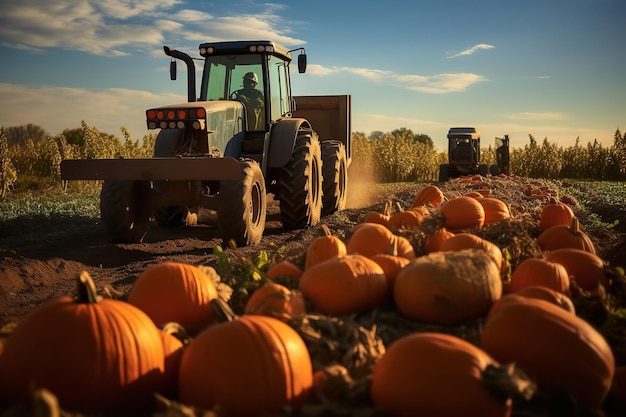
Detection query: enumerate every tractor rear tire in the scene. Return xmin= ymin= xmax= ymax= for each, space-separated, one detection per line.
xmin=321 ymin=140 xmax=348 ymax=216
xmin=279 ymin=128 xmax=323 ymax=229
xmin=218 ymin=159 xmax=266 ymax=247
xmin=153 ymin=129 xmax=190 ymax=227
xmin=100 ymin=180 xmax=152 ymax=243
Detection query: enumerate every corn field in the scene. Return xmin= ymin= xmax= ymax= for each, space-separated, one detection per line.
xmin=1 ymin=124 xmax=625 ymax=195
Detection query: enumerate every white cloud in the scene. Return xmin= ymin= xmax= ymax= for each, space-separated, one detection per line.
xmin=0 ymin=83 xmax=184 ymax=139
xmin=308 ymin=64 xmax=487 ymax=94
xmin=448 ymin=43 xmax=495 ymax=58
xmin=0 ymin=0 xmax=306 ymax=56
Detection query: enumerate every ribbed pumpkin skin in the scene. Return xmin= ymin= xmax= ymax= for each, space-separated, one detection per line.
xmin=394 ymin=249 xmax=502 ymax=325
xmin=481 ymin=295 xmax=615 ymax=407
xmin=514 ymin=285 xmax=575 ymax=314
xmin=346 ymin=223 xmax=396 ymax=258
xmin=370 ymin=253 xmax=411 ymax=289
xmin=476 ymin=197 xmax=511 ymax=224
xmin=178 ymin=315 xmax=313 ymax=417
xmin=441 ymin=196 xmax=485 ymax=230
xmin=299 ymin=254 xmax=388 ymax=316
xmin=508 ymin=258 xmax=570 ymax=295
xmin=412 ymin=184 xmax=445 ymax=207
xmin=546 ymin=248 xmax=608 ymax=292
xmin=537 ymin=218 xmax=596 ymax=255
xmin=244 ymin=281 xmax=305 ymax=321
xmin=127 ymin=262 xmax=218 ymax=335
xmin=539 ymin=203 xmax=575 ymax=232
xmin=0 ymin=295 xmax=166 ymax=411
xmin=371 ymin=332 xmax=511 ymax=417
xmin=439 ymin=233 xmax=504 ymax=273
xmin=305 ymin=233 xmax=347 ymax=270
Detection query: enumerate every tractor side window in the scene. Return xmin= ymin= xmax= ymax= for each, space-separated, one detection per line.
xmin=268 ymin=55 xmax=290 ymax=121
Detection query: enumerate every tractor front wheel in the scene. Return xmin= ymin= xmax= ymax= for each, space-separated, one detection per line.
xmin=218 ymin=159 xmax=266 ymax=247
xmin=100 ymin=180 xmax=152 ymax=243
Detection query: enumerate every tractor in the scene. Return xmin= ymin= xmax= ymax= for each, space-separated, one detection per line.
xmin=61 ymin=40 xmax=351 ymax=246
xmin=438 ymin=127 xmax=488 ymax=181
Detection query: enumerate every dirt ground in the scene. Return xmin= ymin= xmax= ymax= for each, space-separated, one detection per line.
xmin=1 ymin=178 xmax=625 ymax=330
xmin=0 ymin=180 xmax=386 ymax=328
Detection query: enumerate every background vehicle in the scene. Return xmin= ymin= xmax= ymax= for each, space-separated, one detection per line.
xmin=490 ymin=134 xmax=511 ymax=176
xmin=61 ymin=40 xmax=351 ymax=246
xmin=438 ymin=127 xmax=487 ymax=181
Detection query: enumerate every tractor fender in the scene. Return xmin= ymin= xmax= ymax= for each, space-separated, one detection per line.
xmin=267 ymin=118 xmax=312 ymax=168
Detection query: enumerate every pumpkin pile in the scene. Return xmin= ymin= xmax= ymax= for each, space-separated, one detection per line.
xmin=1 ymin=174 xmax=625 ymax=417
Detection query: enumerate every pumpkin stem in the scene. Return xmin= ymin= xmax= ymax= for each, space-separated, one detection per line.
xmin=395 ymin=201 xmax=404 ymax=213
xmin=76 ymin=271 xmax=102 ymax=304
xmin=482 ymin=363 xmax=536 ymax=401
xmin=210 ymin=298 xmax=239 ymax=322
xmin=161 ymin=322 xmax=192 ymax=346
xmin=383 ymin=200 xmax=392 ymax=216
xmin=320 ymin=224 xmax=332 ymax=237
xmin=570 ymin=217 xmax=580 ymax=234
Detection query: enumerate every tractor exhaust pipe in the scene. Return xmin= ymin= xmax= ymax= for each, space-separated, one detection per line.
xmin=164 ymin=46 xmax=197 ymax=103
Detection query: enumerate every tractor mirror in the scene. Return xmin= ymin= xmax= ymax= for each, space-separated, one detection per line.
xmin=298 ymin=53 xmax=307 ymax=74
xmin=170 ymin=59 xmax=177 ymax=80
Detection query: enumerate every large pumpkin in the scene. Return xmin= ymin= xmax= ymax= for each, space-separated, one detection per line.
xmin=412 ymin=184 xmax=445 ymax=207
xmin=476 ymin=197 xmax=511 ymax=224
xmin=371 ymin=332 xmax=516 ymax=417
xmin=305 ymin=224 xmax=347 ymax=270
xmin=299 ymin=254 xmax=388 ymax=316
xmin=127 ymin=261 xmax=218 ymax=335
xmin=244 ymin=281 xmax=306 ymax=322
xmin=0 ymin=272 xmax=166 ymax=412
xmin=507 ymin=257 xmax=570 ymax=295
xmin=178 ymin=313 xmax=313 ymax=416
xmin=346 ymin=222 xmax=397 ymax=258
xmin=394 ymin=249 xmax=502 ymax=325
xmin=539 ymin=203 xmax=575 ymax=233
xmin=481 ymin=294 xmax=615 ymax=407
xmin=545 ymin=248 xmax=609 ymax=292
xmin=537 ymin=217 xmax=596 ymax=255
xmin=440 ymin=196 xmax=485 ymax=230
xmin=439 ymin=232 xmax=504 ymax=274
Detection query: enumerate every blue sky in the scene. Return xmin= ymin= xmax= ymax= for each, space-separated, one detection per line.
xmin=0 ymin=0 xmax=624 ymax=151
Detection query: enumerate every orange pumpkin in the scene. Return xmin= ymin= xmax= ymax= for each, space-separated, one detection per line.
xmin=539 ymin=203 xmax=575 ymax=232
xmin=370 ymin=252 xmax=410 ymax=289
xmin=609 ymin=366 xmax=626 ymax=409
xmin=299 ymin=254 xmax=388 ymax=316
xmin=179 ymin=313 xmax=313 ymax=416
xmin=244 ymin=281 xmax=306 ymax=322
xmin=514 ymin=285 xmax=575 ymax=314
xmin=305 ymin=224 xmax=347 ymax=270
xmin=424 ymin=227 xmax=455 ymax=253
xmin=362 ymin=200 xmax=392 ymax=226
xmin=0 ymin=272 xmax=166 ymax=412
xmin=508 ymin=258 xmax=570 ymax=295
xmin=394 ymin=249 xmax=502 ymax=325
xmin=545 ymin=248 xmax=609 ymax=292
xmin=371 ymin=332 xmax=513 ymax=417
xmin=266 ymin=260 xmax=303 ymax=280
xmin=440 ymin=196 xmax=485 ymax=230
xmin=346 ymin=222 xmax=397 ymax=258
xmin=395 ymin=235 xmax=417 ymax=259
xmin=160 ymin=322 xmax=187 ymax=397
xmin=387 ymin=206 xmax=425 ymax=229
xmin=481 ymin=294 xmax=615 ymax=407
xmin=476 ymin=197 xmax=510 ymax=224
xmin=127 ymin=261 xmax=218 ymax=335
xmin=537 ymin=217 xmax=596 ymax=255
xmin=439 ymin=233 xmax=504 ymax=274
xmin=412 ymin=184 xmax=445 ymax=207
